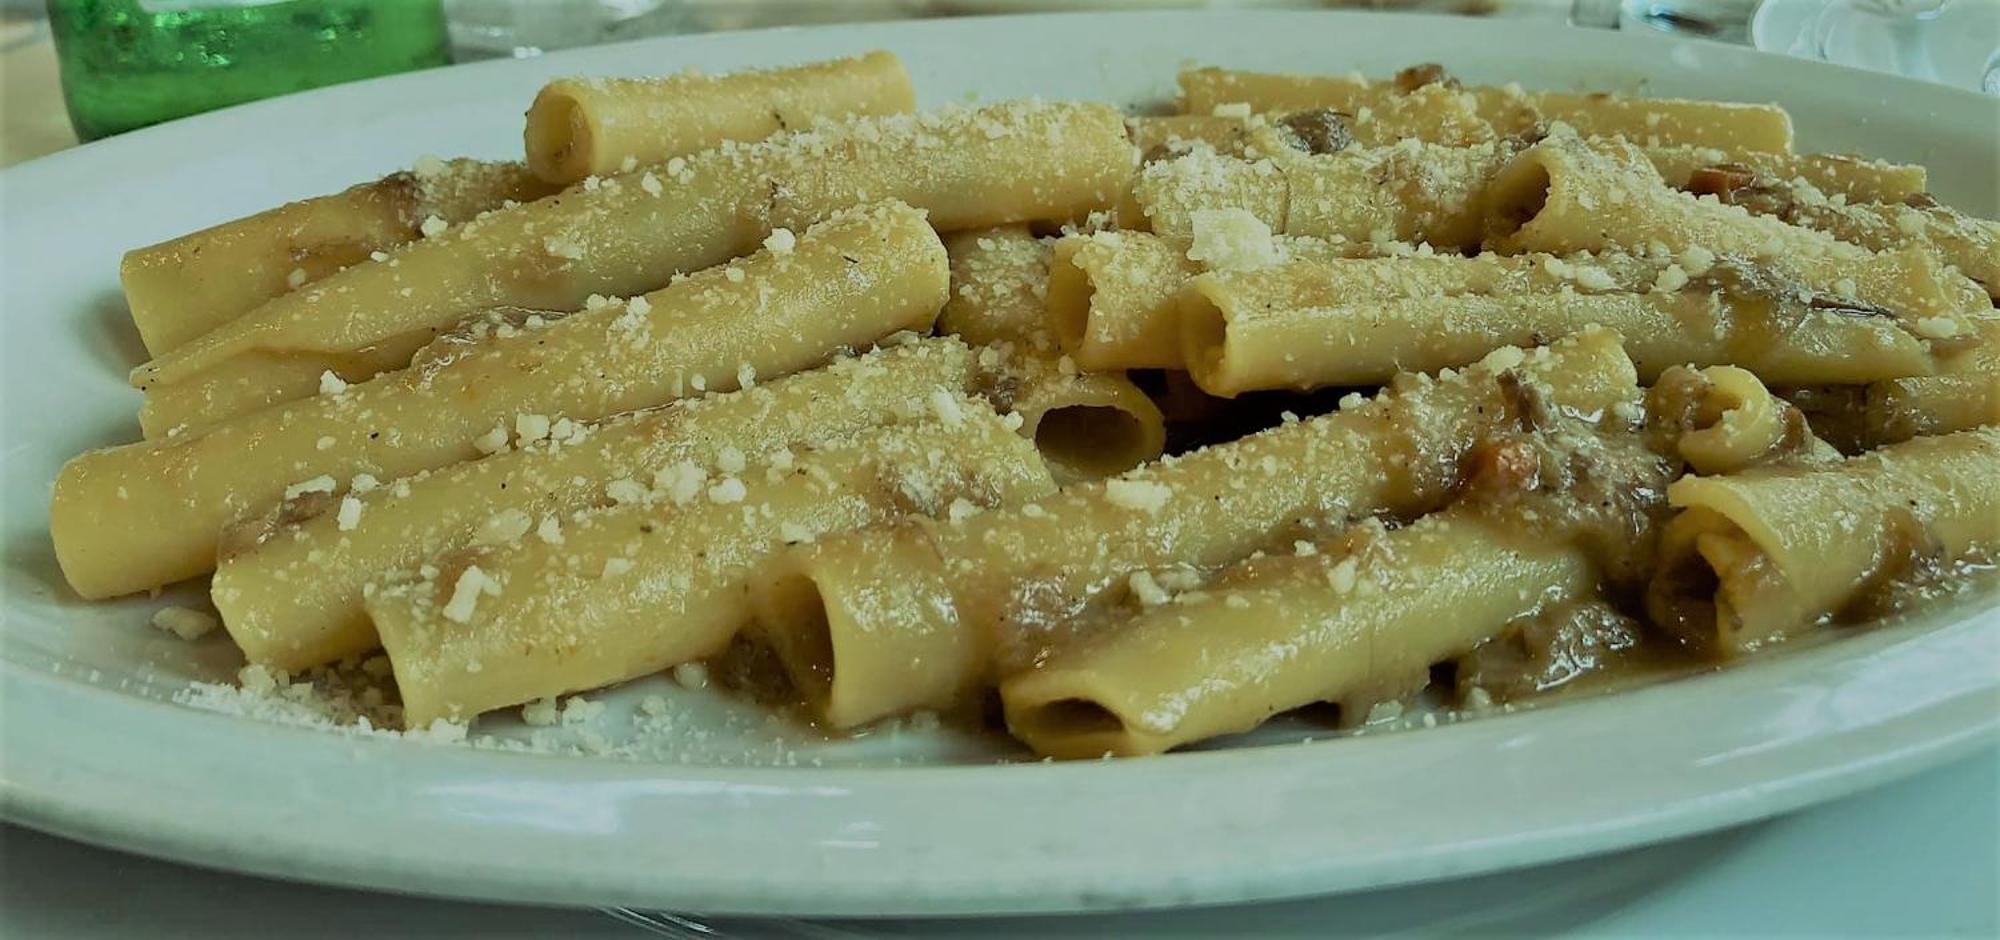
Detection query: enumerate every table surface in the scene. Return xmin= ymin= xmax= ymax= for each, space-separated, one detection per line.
xmin=3 ymin=5 xmax=1997 ymax=936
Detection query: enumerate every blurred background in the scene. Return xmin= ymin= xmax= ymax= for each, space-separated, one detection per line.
xmin=3 ymin=0 xmax=1994 ymax=168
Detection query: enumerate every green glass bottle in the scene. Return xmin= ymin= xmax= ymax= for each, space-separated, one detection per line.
xmin=46 ymin=0 xmax=450 ymax=140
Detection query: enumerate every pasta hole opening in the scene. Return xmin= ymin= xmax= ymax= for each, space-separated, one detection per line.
xmin=1484 ymin=160 xmax=1552 ymax=241
xmin=1179 ymin=290 xmax=1229 ymax=386
xmin=525 ymin=92 xmax=587 ymax=183
xmin=1044 ymin=253 xmax=1096 ymax=352
xmin=1034 ymin=404 xmax=1150 ymax=479
xmin=754 ymin=571 xmax=838 ymax=705
xmin=1646 ymin=551 xmax=1722 ymax=649
xmin=1021 ymin=697 xmax=1128 ymax=737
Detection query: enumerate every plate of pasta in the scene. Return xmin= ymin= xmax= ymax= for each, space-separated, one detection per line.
xmin=2 ymin=9 xmax=1996 ymax=918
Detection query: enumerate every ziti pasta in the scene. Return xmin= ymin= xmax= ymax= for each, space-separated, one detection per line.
xmin=49 ymin=55 xmax=2000 ymax=760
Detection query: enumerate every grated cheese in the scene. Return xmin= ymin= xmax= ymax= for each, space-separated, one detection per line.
xmin=335 ymin=496 xmax=363 ymax=532
xmin=150 ymin=605 xmax=219 ymax=641
xmin=1104 ymin=478 xmax=1172 ymax=513
xmin=441 ymin=565 xmax=501 ymax=624
xmin=1186 ymin=208 xmax=1281 ymax=271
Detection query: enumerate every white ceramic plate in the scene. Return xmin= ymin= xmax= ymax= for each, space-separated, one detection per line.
xmin=2 ymin=10 xmax=1997 ymax=918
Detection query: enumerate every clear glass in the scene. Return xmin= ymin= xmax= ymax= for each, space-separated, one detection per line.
xmin=442 ymin=0 xmax=686 ymax=59
xmin=1616 ymin=0 xmax=1763 ymax=42
xmin=46 ymin=0 xmax=450 ymax=140
xmin=1801 ymin=0 xmax=1952 ymax=82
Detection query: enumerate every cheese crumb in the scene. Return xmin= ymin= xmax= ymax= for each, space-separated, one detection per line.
xmin=350 ymin=473 xmax=380 ymax=494
xmin=627 ymin=294 xmax=652 ymax=317
xmin=1128 ymin=570 xmax=1172 ymax=607
xmin=535 ymin=514 xmax=565 ymax=545
xmin=928 ymin=389 xmax=966 ymax=426
xmin=283 ymin=475 xmax=336 ymax=500
xmin=1104 ymin=478 xmax=1172 ymax=513
xmin=1210 ymin=102 xmax=1253 ymax=119
xmin=150 ymin=605 xmax=219 ymax=641
xmin=1680 ymin=246 xmax=1716 ymax=276
xmin=1652 ymin=263 xmax=1690 ymax=293
xmin=672 ymin=662 xmax=710 ymax=689
xmin=778 ymin=522 xmax=816 ymax=544
xmin=318 ymin=370 xmax=349 ymax=396
xmin=656 ymin=461 xmax=707 ymax=504
xmin=473 ymin=508 xmax=533 ymax=546
xmin=543 ymin=235 xmax=585 ymax=260
xmin=335 ymin=496 xmax=363 ymax=532
xmin=1326 ymin=557 xmax=1359 ymax=594
xmin=515 ymin=413 xmax=551 ymax=443
xmin=639 ymin=171 xmax=662 ymax=196
xmin=441 ymin=565 xmax=501 ymax=623
xmin=1186 ymin=208 xmax=1280 ymax=271
xmin=762 ymin=228 xmax=797 ymax=254
xmin=419 ymin=215 xmax=448 ymax=238
xmin=521 ymin=697 xmax=560 ymax=726
xmin=286 ymin=268 xmax=308 ymax=289
xmin=1912 ymin=316 xmax=1961 ymax=339
xmin=602 ymin=557 xmax=634 ymax=578
xmin=472 ymin=425 xmax=510 ymax=455
xmin=315 ymin=435 xmax=335 ymax=451
xmin=606 ymin=478 xmax=649 ymax=505
xmin=707 ymin=477 xmax=748 ymax=504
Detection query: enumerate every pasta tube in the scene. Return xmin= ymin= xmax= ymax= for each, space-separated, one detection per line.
xmin=1776 ymin=196 xmax=1998 ymax=302
xmin=1131 ymin=141 xmax=1509 ymax=252
xmin=1643 ymin=365 xmax=1838 ymax=475
xmin=1178 ymin=252 xmax=1941 ymax=395
xmin=750 ymin=328 xmax=1643 ymax=727
xmin=1483 ymin=134 xmax=1988 ymax=327
xmin=940 ymin=226 xmax=1053 ymax=348
xmin=52 ymin=201 xmax=947 ymax=600
xmin=943 ymin=227 xmax=1166 ymax=481
xmin=133 ymin=101 xmax=1136 ymax=432
xmin=1002 ymin=505 xmax=1598 ymax=758
xmin=1865 ymin=319 xmax=2000 ymax=443
xmin=984 ymin=351 xmax=1167 ymax=484
xmin=1647 ymin=426 xmax=2000 ymax=656
xmin=1127 ymin=115 xmax=1253 ymax=161
xmin=1864 ymin=376 xmax=2000 ymax=444
xmin=1640 ymin=146 xmax=1927 ymax=205
xmin=1177 ymin=66 xmax=1794 ymax=152
xmin=212 ymin=338 xmax=982 ymax=671
xmin=121 ymin=159 xmax=559 ymax=356
xmin=1045 ymin=231 xmax=1200 ymax=370
xmin=524 ymin=51 xmax=915 ymax=184
xmin=371 ymin=407 xmax=1055 ymax=727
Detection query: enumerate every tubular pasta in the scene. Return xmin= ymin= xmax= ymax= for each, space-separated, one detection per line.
xmin=52 ymin=201 xmax=946 ymax=600
xmin=749 ymin=329 xmax=1641 ymax=728
xmin=1647 ymin=426 xmax=2000 ymax=656
xmin=524 ymin=51 xmax=914 ymax=184
xmin=211 ymin=338 xmax=981 ymax=671
xmin=371 ymin=407 xmax=1054 ymax=727
xmin=121 ymin=159 xmax=559 ymax=357
xmin=132 ymin=101 xmax=1135 ymax=433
